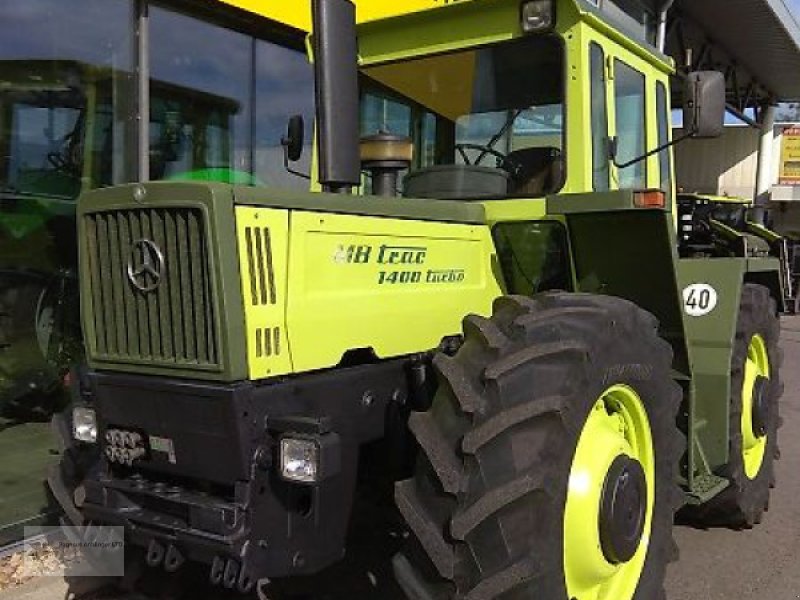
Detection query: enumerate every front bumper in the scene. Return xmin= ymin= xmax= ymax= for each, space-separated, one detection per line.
xmin=49 ymin=361 xmax=409 ymax=584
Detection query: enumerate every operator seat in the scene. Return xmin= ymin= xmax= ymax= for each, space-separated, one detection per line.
xmin=506 ymin=147 xmax=564 ymax=196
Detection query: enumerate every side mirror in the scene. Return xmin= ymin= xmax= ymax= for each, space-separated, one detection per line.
xmin=282 ymin=115 xmax=305 ymax=162
xmin=684 ymin=71 xmax=726 ymax=139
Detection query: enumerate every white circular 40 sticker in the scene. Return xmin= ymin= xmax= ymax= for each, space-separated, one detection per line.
xmin=683 ymin=283 xmax=718 ymax=317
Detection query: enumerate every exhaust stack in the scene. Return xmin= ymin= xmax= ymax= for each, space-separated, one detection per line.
xmin=312 ymin=0 xmax=361 ymax=194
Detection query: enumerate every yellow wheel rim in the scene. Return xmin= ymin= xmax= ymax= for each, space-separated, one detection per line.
xmin=564 ymin=385 xmax=655 ymax=600
xmin=741 ymin=334 xmax=770 ymax=480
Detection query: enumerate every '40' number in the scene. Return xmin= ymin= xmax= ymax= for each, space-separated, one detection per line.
xmin=683 ymin=283 xmax=718 ymax=317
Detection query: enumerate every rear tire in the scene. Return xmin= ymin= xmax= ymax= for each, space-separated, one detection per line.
xmin=685 ymin=283 xmax=782 ymax=528
xmin=394 ymin=293 xmax=683 ymax=600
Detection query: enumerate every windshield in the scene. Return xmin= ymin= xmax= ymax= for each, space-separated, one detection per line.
xmin=361 ymin=35 xmax=565 ymax=199
xmin=1 ymin=84 xmax=88 ymax=200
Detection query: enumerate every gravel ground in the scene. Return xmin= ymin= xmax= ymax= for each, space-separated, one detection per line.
xmin=0 ymin=541 xmax=73 ymax=591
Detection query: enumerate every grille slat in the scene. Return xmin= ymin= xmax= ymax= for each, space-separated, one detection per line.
xmin=131 ymin=212 xmax=150 ymax=358
xmin=84 ymin=207 xmax=219 ymax=369
xmin=107 ymin=215 xmax=126 ymax=355
xmin=155 ymin=209 xmax=174 ymax=360
xmin=86 ymin=216 xmax=105 ymax=354
xmin=97 ymin=215 xmax=117 ymax=356
xmin=142 ymin=210 xmax=161 ymax=359
xmin=164 ymin=210 xmax=185 ymax=361
xmin=119 ymin=212 xmax=137 ymax=357
xmin=188 ymin=211 xmax=208 ymax=363
xmin=202 ymin=223 xmax=217 ymax=363
xmin=176 ymin=212 xmax=196 ymax=362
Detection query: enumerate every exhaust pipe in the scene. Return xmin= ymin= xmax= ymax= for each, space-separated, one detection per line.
xmin=145 ymin=539 xmax=165 ymax=567
xmin=312 ymin=0 xmax=361 ymax=194
xmin=164 ymin=544 xmax=185 ymax=573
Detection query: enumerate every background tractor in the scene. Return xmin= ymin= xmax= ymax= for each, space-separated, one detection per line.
xmin=50 ymin=0 xmax=788 ymax=598
xmin=0 ymin=59 xmax=246 ymax=417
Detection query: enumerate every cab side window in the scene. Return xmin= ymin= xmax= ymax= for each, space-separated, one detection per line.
xmin=613 ymin=60 xmax=647 ymax=188
xmin=590 ymin=43 xmax=610 ymax=191
xmin=656 ymin=81 xmax=673 ymax=202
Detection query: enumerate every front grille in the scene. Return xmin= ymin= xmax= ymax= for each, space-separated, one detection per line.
xmin=84 ymin=207 xmax=219 ymax=369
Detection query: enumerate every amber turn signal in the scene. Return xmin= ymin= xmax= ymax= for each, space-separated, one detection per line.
xmin=633 ymin=190 xmax=667 ymax=209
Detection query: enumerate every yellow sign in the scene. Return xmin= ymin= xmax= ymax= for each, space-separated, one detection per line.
xmin=780 ymin=126 xmax=800 ymax=186
xmin=215 ymin=0 xmax=455 ymax=32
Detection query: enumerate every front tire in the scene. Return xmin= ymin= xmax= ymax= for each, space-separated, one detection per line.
xmin=394 ymin=293 xmax=683 ymax=600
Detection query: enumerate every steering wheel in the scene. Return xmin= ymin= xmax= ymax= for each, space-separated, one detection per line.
xmin=454 ymin=143 xmax=520 ymax=176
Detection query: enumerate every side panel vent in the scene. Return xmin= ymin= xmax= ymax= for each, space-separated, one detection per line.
xmin=244 ymin=226 xmax=277 ymax=306
xmin=255 ymin=327 xmax=282 ymax=358
xmin=236 ymin=207 xmax=291 ymax=379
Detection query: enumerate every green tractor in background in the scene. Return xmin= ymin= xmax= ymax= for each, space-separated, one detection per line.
xmin=0 ymin=60 xmax=88 ymax=414
xmin=51 ymin=0 xmax=788 ymax=598
xmin=0 ymin=59 xmax=249 ymax=416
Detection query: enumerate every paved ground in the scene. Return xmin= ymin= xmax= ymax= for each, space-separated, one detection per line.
xmin=4 ymin=317 xmax=800 ymax=600
xmin=664 ymin=315 xmax=800 ymax=600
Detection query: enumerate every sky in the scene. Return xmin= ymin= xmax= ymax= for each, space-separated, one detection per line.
xmin=788 ymin=0 xmax=800 ymax=25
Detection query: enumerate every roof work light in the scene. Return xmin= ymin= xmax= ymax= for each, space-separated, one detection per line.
xmin=521 ymin=0 xmax=555 ymax=33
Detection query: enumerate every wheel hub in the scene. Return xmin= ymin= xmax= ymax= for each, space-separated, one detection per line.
xmin=564 ymin=386 xmax=655 ymax=600
xmin=599 ymin=455 xmax=648 ymax=565
xmin=751 ymin=375 xmax=769 ymax=438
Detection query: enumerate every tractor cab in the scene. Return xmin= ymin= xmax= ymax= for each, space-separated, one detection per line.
xmin=283 ymin=0 xmax=724 ymax=221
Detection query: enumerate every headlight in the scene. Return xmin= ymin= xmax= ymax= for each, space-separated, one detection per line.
xmin=521 ymin=0 xmax=555 ymax=33
xmin=278 ymin=433 xmax=341 ymax=484
xmin=280 ymin=437 xmax=320 ymax=483
xmin=72 ymin=407 xmax=98 ymax=444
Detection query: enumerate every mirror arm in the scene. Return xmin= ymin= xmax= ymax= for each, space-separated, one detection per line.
xmin=282 ymin=140 xmax=311 ymax=181
xmin=609 ymin=129 xmax=695 ymax=170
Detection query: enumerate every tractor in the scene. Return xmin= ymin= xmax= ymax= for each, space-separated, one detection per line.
xmin=50 ymin=0 xmax=787 ymax=598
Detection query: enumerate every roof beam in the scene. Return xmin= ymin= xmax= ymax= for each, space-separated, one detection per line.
xmin=666 ymin=10 xmax=775 ymax=125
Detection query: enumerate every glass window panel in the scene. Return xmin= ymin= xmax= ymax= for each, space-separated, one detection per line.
xmin=149 ymin=7 xmax=252 ymax=183
xmin=0 ymin=0 xmax=134 ymax=544
xmin=0 ymin=0 xmax=136 ymax=193
xmin=361 ymin=95 xmax=412 ymax=138
xmin=419 ymin=112 xmax=438 ymax=168
xmin=590 ymin=43 xmax=610 ymax=191
xmin=493 ymin=222 xmax=571 ymax=295
xmin=614 ymin=60 xmax=647 ymax=188
xmin=656 ymin=81 xmax=673 ymax=203
xmin=254 ymin=40 xmax=314 ymax=190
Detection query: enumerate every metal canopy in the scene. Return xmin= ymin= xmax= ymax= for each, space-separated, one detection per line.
xmin=664 ymin=0 xmax=800 ymax=120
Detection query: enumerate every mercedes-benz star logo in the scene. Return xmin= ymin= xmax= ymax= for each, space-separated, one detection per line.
xmin=127 ymin=239 xmax=165 ymax=293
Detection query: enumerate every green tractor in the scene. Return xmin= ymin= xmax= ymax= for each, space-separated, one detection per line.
xmin=51 ymin=0 xmax=787 ymax=598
